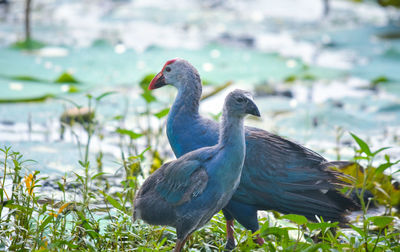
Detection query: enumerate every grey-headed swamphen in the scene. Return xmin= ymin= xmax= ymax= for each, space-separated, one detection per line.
xmin=134 ymin=89 xmax=261 ymax=252
xmin=148 ymin=58 xmax=358 ymax=250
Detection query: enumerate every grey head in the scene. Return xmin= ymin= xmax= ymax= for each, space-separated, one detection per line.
xmin=224 ymin=89 xmax=261 ymax=118
xmin=148 ymin=58 xmax=201 ymax=91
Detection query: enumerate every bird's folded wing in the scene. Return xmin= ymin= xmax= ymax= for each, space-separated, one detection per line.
xmin=231 ymin=128 xmax=357 ymax=220
xmin=156 ymin=158 xmax=208 ymax=205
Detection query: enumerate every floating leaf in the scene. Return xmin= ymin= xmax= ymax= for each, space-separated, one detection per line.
xmin=55 ymin=72 xmax=80 ymax=84
xmin=0 ymin=94 xmax=54 ymax=103
xmin=11 ymin=75 xmax=43 ymax=82
xmin=371 ymin=76 xmax=389 ymax=86
xmin=68 ymin=85 xmax=80 ymax=93
xmin=284 ymin=75 xmax=297 ymax=83
xmin=302 ymin=73 xmax=316 ymax=81
xmin=10 ymin=39 xmax=46 ymax=50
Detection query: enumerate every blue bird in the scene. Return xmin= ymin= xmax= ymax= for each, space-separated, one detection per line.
xmin=134 ymin=89 xmax=261 ymax=252
xmin=148 ymin=58 xmax=358 ymax=250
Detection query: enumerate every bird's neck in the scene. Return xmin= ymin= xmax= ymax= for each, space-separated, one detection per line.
xmin=168 ymin=78 xmax=202 ymax=120
xmin=213 ymin=110 xmax=246 ymax=186
xmin=218 ymin=110 xmax=245 ymax=152
xmin=166 ymin=77 xmax=202 ymax=157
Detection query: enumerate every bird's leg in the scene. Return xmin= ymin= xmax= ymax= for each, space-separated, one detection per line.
xmin=174 ymin=239 xmax=185 ymax=252
xmin=174 ymin=235 xmax=191 ymax=252
xmin=225 ymin=219 xmax=236 ymax=251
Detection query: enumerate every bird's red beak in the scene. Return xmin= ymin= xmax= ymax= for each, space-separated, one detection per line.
xmin=148 ymin=72 xmax=166 ymax=90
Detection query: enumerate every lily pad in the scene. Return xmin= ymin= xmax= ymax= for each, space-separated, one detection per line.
xmin=55 ymin=72 xmax=80 ymax=84
xmin=10 ymin=39 xmax=46 ymax=50
xmin=0 ymin=78 xmax=77 ymax=103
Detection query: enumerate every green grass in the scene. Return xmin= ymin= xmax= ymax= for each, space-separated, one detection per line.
xmin=1 ymin=81 xmax=400 ymax=251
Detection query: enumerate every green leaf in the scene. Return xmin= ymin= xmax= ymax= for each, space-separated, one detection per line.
xmin=130 ymin=146 xmax=151 ymax=161
xmin=96 ymin=91 xmax=117 ymax=101
xmin=154 ymin=108 xmax=170 ymax=119
xmin=75 ymin=211 xmax=99 ymax=239
xmin=116 ymin=128 xmax=144 ymax=139
xmin=91 ymin=172 xmax=106 ymax=180
xmin=39 ymin=215 xmax=54 ymax=231
xmin=368 ymin=216 xmax=394 ymax=228
xmin=306 ymin=221 xmax=338 ymax=231
xmin=99 ymin=190 xmax=124 ymax=212
xmin=57 ymin=182 xmax=65 ymax=193
xmin=139 ymin=73 xmax=157 ymax=90
xmin=4 ymin=203 xmax=34 ymax=212
xmin=376 ymin=162 xmax=394 ymax=174
xmin=281 ymin=214 xmax=308 ymax=225
xmin=372 ymin=147 xmax=391 ymax=156
xmin=348 ymin=224 xmax=365 ymax=237
xmin=141 ymin=91 xmax=156 ymax=103
xmin=350 ymin=133 xmax=372 ymax=156
xmin=73 ymin=172 xmax=84 ymax=184
xmin=261 ymin=226 xmax=293 ymax=238
xmin=371 ymin=76 xmax=389 ymax=86
xmin=54 ymin=72 xmax=80 ymax=84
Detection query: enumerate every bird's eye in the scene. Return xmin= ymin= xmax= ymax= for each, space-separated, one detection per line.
xmin=165 ymin=66 xmax=171 ymax=72
xmin=236 ymin=97 xmax=244 ymax=103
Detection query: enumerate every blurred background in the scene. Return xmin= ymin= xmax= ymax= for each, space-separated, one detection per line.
xmin=0 ymin=0 xmax=399 ymax=177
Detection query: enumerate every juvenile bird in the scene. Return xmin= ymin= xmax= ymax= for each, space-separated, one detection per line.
xmin=148 ymin=58 xmax=357 ymax=250
xmin=134 ymin=89 xmax=260 ymax=252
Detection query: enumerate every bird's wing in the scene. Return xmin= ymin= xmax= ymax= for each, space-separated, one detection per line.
xmin=156 ymin=155 xmax=208 ymax=206
xmin=231 ymin=127 xmax=356 ymax=221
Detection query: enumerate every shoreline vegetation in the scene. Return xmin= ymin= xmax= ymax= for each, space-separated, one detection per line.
xmin=1 ymin=1 xmax=400 ymax=249
xmin=0 ymin=90 xmax=399 ymax=251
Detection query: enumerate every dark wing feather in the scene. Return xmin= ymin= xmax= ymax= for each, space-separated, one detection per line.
xmin=232 ymin=127 xmax=356 ymax=221
xmin=156 ymin=156 xmax=208 ymax=206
